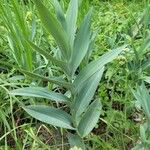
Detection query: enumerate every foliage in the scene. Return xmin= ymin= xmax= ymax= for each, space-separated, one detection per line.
xmin=0 ymin=0 xmax=150 ymax=149
xmin=9 ymin=0 xmax=125 ymax=149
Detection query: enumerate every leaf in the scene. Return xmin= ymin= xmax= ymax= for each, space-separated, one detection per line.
xmin=27 ymin=41 xmax=68 ymax=70
xmin=73 ymin=67 xmax=104 ymax=123
xmin=50 ymin=0 xmax=67 ymax=31
xmin=20 ymin=69 xmax=72 ymax=89
xmin=139 ymin=35 xmax=150 ymax=55
xmin=66 ymin=0 xmax=78 ymax=47
xmin=73 ymin=45 xmax=126 ymax=93
xmin=141 ymin=57 xmax=150 ymax=71
xmin=24 ymin=105 xmax=75 ymax=130
xmin=144 ymin=76 xmax=150 ymax=84
xmin=78 ymin=99 xmax=102 ymax=137
xmin=133 ymin=83 xmax=150 ymax=120
xmin=69 ymin=9 xmax=92 ymax=76
xmin=33 ymin=0 xmax=70 ymax=60
xmin=10 ymin=87 xmax=69 ymax=103
xmin=0 ymin=61 xmax=72 ymax=89
xmin=68 ymin=133 xmax=86 ymax=150
xmin=86 ymin=29 xmax=99 ymax=61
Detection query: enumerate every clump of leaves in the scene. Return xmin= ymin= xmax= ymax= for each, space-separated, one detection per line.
xmin=10 ymin=0 xmax=126 ymax=149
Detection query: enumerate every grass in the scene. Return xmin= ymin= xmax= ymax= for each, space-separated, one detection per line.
xmin=0 ymin=0 xmax=150 ymax=150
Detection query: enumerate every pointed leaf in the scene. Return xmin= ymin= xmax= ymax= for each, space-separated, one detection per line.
xmin=24 ymin=105 xmax=75 ymax=130
xmin=20 ymin=69 xmax=72 ymax=89
xmin=144 ymin=76 xmax=150 ymax=84
xmin=10 ymin=87 xmax=69 ymax=103
xmin=33 ymin=0 xmax=70 ymax=59
xmin=0 ymin=60 xmax=72 ymax=89
xmin=86 ymin=29 xmax=99 ymax=61
xmin=73 ymin=67 xmax=104 ymax=122
xmin=27 ymin=41 xmax=67 ymax=69
xmin=133 ymin=83 xmax=150 ymax=120
xmin=139 ymin=35 xmax=150 ymax=55
xmin=78 ymin=99 xmax=102 ymax=137
xmin=69 ymin=9 xmax=92 ymax=76
xmin=66 ymin=0 xmax=78 ymax=47
xmin=50 ymin=0 xmax=67 ymax=31
xmin=73 ymin=45 xmax=126 ymax=93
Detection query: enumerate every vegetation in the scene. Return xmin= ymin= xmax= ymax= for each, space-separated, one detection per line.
xmin=0 ymin=0 xmax=149 ymax=149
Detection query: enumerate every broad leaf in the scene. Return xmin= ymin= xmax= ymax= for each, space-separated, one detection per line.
xmin=24 ymin=105 xmax=75 ymax=130
xmin=69 ymin=9 xmax=92 ymax=76
xmin=73 ymin=67 xmax=104 ymax=123
xmin=10 ymin=87 xmax=69 ymax=103
xmin=66 ymin=0 xmax=78 ymax=47
xmin=73 ymin=45 xmax=126 ymax=93
xmin=78 ymin=99 xmax=102 ymax=137
xmin=33 ymin=0 xmax=70 ymax=60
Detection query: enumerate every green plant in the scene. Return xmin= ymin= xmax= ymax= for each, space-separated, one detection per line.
xmin=127 ymin=4 xmax=150 ymax=84
xmin=132 ymin=83 xmax=150 ymax=150
xmin=0 ymin=0 xmax=36 ymax=71
xmin=9 ymin=0 xmax=126 ymax=149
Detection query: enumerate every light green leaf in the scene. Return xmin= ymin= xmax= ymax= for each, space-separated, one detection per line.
xmin=33 ymin=0 xmax=70 ymax=60
xmin=24 ymin=105 xmax=75 ymax=130
xmin=73 ymin=45 xmax=126 ymax=93
xmin=78 ymin=99 xmax=102 ymax=137
xmin=133 ymin=83 xmax=150 ymax=120
xmin=85 ymin=29 xmax=99 ymax=61
xmin=144 ymin=76 xmax=150 ymax=84
xmin=66 ymin=0 xmax=78 ymax=47
xmin=27 ymin=41 xmax=67 ymax=70
xmin=50 ymin=0 xmax=67 ymax=31
xmin=20 ymin=69 xmax=72 ymax=89
xmin=69 ymin=9 xmax=92 ymax=76
xmin=139 ymin=35 xmax=150 ymax=55
xmin=68 ymin=133 xmax=86 ymax=150
xmin=0 ymin=61 xmax=72 ymax=89
xmin=10 ymin=87 xmax=69 ymax=103
xmin=73 ymin=67 xmax=104 ymax=123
